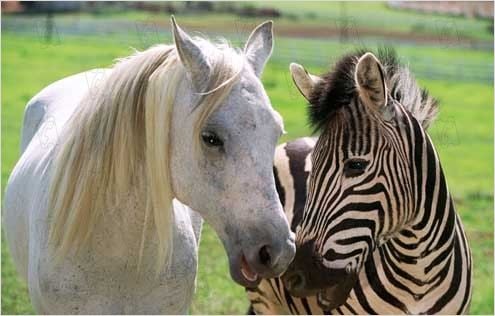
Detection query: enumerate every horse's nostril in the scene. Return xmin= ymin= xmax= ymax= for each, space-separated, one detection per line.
xmin=259 ymin=245 xmax=271 ymax=266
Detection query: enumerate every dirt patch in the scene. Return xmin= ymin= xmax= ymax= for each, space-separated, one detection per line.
xmin=150 ymin=18 xmax=491 ymax=48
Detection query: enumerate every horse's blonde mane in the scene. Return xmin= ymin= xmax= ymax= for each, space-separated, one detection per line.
xmin=48 ymin=39 xmax=243 ymax=270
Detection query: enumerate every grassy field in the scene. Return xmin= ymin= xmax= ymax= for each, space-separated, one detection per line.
xmin=1 ymin=22 xmax=493 ymax=316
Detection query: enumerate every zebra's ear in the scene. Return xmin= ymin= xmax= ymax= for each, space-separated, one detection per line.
xmin=171 ymin=16 xmax=211 ymax=92
xmin=290 ymin=63 xmax=322 ymax=101
xmin=244 ymin=21 xmax=273 ymax=77
xmin=355 ymin=53 xmax=388 ymax=112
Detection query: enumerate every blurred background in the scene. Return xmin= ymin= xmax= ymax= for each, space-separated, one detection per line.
xmin=1 ymin=1 xmax=493 ymax=314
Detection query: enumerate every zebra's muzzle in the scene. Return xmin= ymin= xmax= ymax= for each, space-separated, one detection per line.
xmin=281 ymin=239 xmax=360 ymax=309
xmin=316 ymin=271 xmax=358 ymax=310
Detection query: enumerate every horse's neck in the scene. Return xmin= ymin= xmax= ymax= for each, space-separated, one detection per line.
xmin=89 ymin=186 xmax=153 ymax=264
xmin=87 ymin=188 xmax=199 ymax=270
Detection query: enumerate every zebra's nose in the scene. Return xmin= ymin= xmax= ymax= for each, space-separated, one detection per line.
xmin=283 ymin=270 xmax=306 ymax=294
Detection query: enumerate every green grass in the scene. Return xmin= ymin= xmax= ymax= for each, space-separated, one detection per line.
xmin=1 ymin=28 xmax=493 ymax=315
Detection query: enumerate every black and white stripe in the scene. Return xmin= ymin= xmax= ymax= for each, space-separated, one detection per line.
xmin=246 ymin=49 xmax=472 ymax=314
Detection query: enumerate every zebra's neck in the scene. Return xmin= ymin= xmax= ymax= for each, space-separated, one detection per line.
xmin=374 ymin=201 xmax=471 ymax=314
xmin=386 ymin=193 xmax=458 ymax=281
xmin=393 ymin=168 xmax=457 ymax=265
xmin=367 ymin=130 xmax=472 ymax=313
xmin=395 ymin=120 xmax=457 ymax=263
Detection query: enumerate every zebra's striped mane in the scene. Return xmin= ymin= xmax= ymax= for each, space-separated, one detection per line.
xmin=308 ymin=48 xmax=438 ymax=133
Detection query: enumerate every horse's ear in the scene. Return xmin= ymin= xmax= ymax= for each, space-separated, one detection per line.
xmin=244 ymin=21 xmax=273 ymax=77
xmin=290 ymin=63 xmax=322 ymax=102
xmin=355 ymin=52 xmax=388 ymax=111
xmin=171 ymin=16 xmax=211 ymax=92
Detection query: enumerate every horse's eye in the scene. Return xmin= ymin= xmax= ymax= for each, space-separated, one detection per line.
xmin=344 ymin=159 xmax=369 ymax=177
xmin=201 ymin=131 xmax=223 ymax=147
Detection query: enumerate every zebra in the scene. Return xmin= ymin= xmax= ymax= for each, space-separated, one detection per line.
xmin=246 ymin=48 xmax=472 ymax=314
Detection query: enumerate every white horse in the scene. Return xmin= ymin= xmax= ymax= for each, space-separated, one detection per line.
xmin=3 ymin=18 xmax=295 ymax=314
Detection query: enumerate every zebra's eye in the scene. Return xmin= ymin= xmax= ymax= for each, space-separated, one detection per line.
xmin=344 ymin=159 xmax=369 ymax=177
xmin=201 ymin=131 xmax=223 ymax=147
